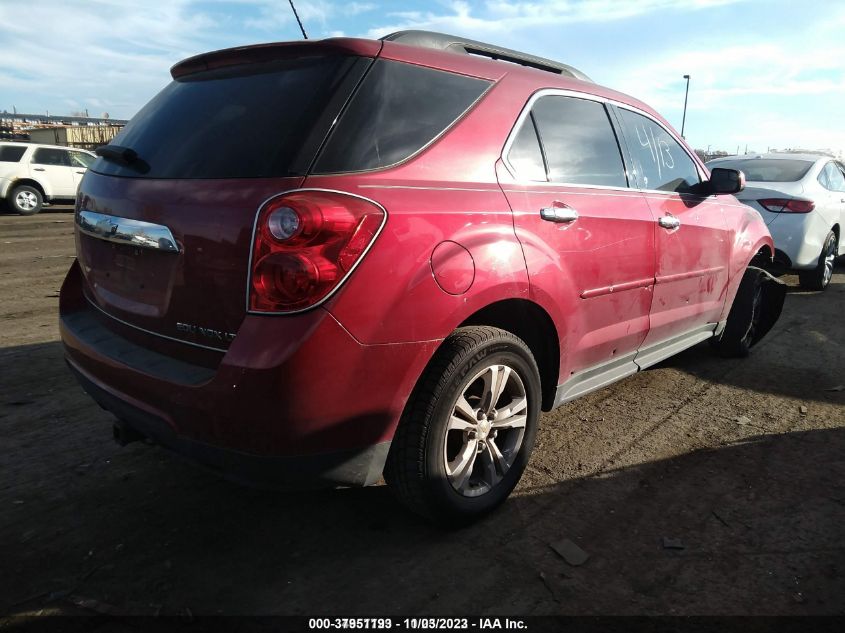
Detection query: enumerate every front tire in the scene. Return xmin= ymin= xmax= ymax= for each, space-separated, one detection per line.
xmin=712 ymin=268 xmax=766 ymax=358
xmin=384 ymin=326 xmax=541 ymax=525
xmin=9 ymin=185 xmax=43 ymax=216
xmin=798 ymin=231 xmax=837 ymax=291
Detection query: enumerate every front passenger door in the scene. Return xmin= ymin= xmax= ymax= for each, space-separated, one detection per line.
xmin=69 ymin=150 xmax=94 ymax=191
xmin=615 ymin=107 xmax=731 ymax=357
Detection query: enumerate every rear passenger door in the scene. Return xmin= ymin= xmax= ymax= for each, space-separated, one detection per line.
xmin=30 ymin=147 xmax=76 ymax=198
xmin=497 ymin=92 xmax=656 ymax=397
xmin=615 ymin=106 xmax=731 ymax=360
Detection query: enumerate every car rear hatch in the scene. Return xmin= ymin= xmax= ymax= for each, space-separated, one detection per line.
xmin=74 ymin=39 xmax=379 ymax=352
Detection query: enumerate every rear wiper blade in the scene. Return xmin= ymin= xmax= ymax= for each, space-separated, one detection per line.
xmin=95 ymin=145 xmax=150 ymax=174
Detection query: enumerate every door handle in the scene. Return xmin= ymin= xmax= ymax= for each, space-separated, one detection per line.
xmin=32 ymin=167 xmax=46 ymax=172
xmin=75 ymin=170 xmax=86 ymax=174
xmin=540 ymin=204 xmax=578 ymax=223
xmin=658 ymin=215 xmax=681 ymax=230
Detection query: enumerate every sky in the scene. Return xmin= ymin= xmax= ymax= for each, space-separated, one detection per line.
xmin=1 ymin=0 xmax=843 ymax=156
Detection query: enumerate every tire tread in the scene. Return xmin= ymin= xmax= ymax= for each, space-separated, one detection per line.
xmin=384 ymin=326 xmax=533 ymax=521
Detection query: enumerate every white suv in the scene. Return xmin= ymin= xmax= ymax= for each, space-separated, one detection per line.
xmin=0 ymin=142 xmax=96 ymax=215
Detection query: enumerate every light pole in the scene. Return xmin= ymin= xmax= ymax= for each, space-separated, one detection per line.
xmin=681 ymin=74 xmax=690 ymax=138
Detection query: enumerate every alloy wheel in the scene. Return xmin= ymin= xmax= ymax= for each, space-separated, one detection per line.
xmin=822 ymin=238 xmax=835 ymax=287
xmin=16 ymin=190 xmax=38 ymax=211
xmin=443 ymin=364 xmax=528 ymax=497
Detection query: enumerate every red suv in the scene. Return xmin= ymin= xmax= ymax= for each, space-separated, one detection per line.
xmin=60 ymin=31 xmax=783 ymax=523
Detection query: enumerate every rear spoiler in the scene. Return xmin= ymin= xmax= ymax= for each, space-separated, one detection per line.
xmin=171 ymin=38 xmax=383 ymax=79
xmin=381 ymin=30 xmax=593 ymax=82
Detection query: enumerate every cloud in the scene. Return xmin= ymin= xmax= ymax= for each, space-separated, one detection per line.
xmin=0 ymin=0 xmax=230 ymax=117
xmin=365 ymin=0 xmax=748 ymax=38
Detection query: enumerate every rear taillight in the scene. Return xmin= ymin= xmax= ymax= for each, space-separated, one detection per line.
xmin=758 ymin=198 xmax=815 ymax=213
xmin=248 ymin=190 xmax=385 ymax=313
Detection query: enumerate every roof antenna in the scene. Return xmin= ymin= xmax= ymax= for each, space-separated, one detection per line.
xmin=288 ymin=0 xmax=308 ymax=39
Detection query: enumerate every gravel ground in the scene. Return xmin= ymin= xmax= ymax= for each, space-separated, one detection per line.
xmin=1 ymin=207 xmax=843 ymax=618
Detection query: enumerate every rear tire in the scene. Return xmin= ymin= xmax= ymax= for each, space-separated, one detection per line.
xmin=384 ymin=326 xmax=541 ymax=525
xmin=798 ymin=231 xmax=836 ymax=291
xmin=9 ymin=185 xmax=43 ymax=216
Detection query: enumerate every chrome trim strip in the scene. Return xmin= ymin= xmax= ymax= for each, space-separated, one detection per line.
xmin=77 ymin=210 xmax=180 ymax=253
xmin=655 ymin=266 xmax=725 ymax=285
xmin=84 ymin=296 xmax=229 ymax=353
xmin=357 ymin=184 xmax=499 ymax=193
xmin=245 ymin=188 xmax=389 ymax=316
xmin=580 ymin=277 xmax=653 ymax=299
xmin=500 ymin=87 xmax=706 ymax=188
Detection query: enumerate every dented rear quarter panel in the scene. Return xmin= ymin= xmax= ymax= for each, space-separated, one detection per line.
xmin=717 ymin=197 xmax=775 ymax=322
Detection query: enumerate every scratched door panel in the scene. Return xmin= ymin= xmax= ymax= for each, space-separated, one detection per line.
xmin=497 ymin=94 xmax=656 ymax=380
xmin=616 ymin=107 xmax=730 ymax=346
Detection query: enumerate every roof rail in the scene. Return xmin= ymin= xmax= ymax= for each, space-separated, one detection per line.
xmin=380 ymin=30 xmax=592 ymax=82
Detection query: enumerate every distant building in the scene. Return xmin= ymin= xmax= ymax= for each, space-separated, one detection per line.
xmin=28 ymin=125 xmax=124 ymax=150
xmin=0 ymin=112 xmax=128 ymax=147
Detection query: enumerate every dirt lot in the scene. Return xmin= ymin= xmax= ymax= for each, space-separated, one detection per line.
xmin=1 ymin=207 xmax=844 ymax=617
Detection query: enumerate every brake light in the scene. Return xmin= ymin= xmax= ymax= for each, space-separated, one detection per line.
xmin=758 ymin=198 xmax=815 ymax=213
xmin=248 ymin=190 xmax=385 ymax=313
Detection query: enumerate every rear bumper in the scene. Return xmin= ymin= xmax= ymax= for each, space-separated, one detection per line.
xmin=68 ymin=361 xmax=390 ymax=488
xmin=60 ymin=261 xmax=439 ymax=487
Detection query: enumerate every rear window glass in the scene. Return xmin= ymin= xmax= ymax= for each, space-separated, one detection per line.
xmin=707 ymin=158 xmax=813 ymax=182
xmin=313 ymin=60 xmax=490 ymax=173
xmin=0 ymin=145 xmax=27 ymax=162
xmin=33 ymin=148 xmax=70 ymax=166
xmin=90 ymin=56 xmax=356 ymax=179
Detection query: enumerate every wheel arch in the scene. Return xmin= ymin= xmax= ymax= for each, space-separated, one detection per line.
xmin=9 ymin=178 xmax=48 ymax=199
xmin=749 ymin=242 xmax=774 ymax=268
xmin=718 ymin=233 xmax=775 ymax=324
xmin=458 ymin=298 xmax=560 ymax=411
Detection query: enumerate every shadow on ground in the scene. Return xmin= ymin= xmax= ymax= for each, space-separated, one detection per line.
xmin=1 ymin=342 xmax=844 ymax=617
xmin=1 ymin=265 xmax=844 ymax=617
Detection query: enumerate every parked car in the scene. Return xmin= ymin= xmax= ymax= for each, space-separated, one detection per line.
xmin=60 ymin=31 xmax=783 ymax=524
xmin=0 ymin=142 xmax=96 ymax=215
xmin=706 ymin=153 xmax=844 ymax=290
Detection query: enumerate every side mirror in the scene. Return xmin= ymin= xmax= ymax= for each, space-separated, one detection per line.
xmin=709 ymin=167 xmax=745 ymax=194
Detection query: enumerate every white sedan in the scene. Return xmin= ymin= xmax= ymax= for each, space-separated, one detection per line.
xmin=707 ymin=153 xmax=844 ymax=290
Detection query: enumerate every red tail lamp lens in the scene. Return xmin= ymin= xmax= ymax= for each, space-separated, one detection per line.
xmin=249 ymin=191 xmax=385 ymax=312
xmin=759 ymin=198 xmax=815 ymax=213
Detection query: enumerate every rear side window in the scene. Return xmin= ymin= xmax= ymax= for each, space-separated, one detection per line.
xmin=314 ymin=60 xmax=490 ymax=173
xmin=507 ymin=115 xmax=546 ymax=181
xmin=90 ymin=56 xmax=359 ymax=179
xmin=530 ymin=96 xmax=627 ymax=187
xmin=708 ymin=158 xmax=813 ymax=182
xmin=0 ymin=145 xmax=27 ymax=162
xmin=32 ymin=148 xmax=70 ymax=166
xmin=618 ymin=108 xmax=700 ymax=193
